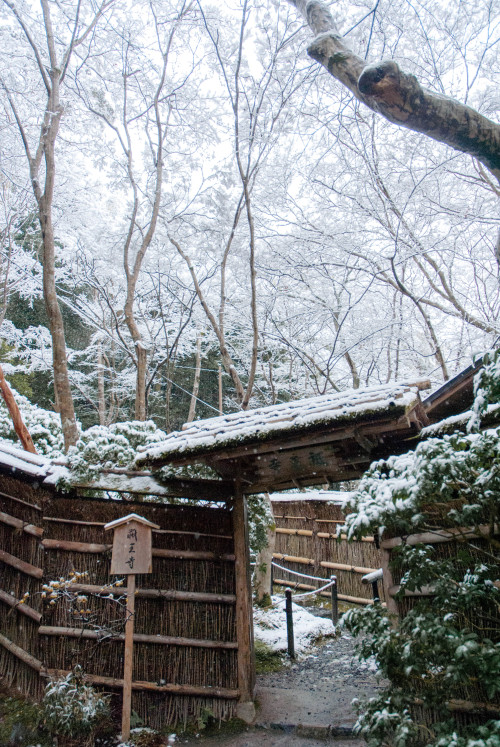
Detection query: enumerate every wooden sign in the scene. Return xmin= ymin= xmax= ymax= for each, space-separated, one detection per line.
xmin=105 ymin=513 xmax=159 ymax=575
xmin=104 ymin=514 xmax=159 ymax=741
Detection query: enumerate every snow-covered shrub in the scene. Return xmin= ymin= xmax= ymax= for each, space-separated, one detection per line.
xmin=342 ymin=350 xmax=500 ymax=746
xmin=42 ymin=665 xmax=111 ymax=746
xmin=0 ymin=386 xmax=66 ymax=457
xmin=64 ymin=420 xmax=168 ymax=482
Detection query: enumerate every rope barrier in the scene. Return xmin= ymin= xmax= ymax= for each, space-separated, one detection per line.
xmin=270 ymin=576 xmax=337 ymax=607
xmin=271 ymin=560 xmax=326 ymax=583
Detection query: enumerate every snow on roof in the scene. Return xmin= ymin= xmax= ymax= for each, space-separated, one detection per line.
xmin=0 ymin=440 xmax=56 ymax=480
xmin=136 ymin=379 xmax=429 ymax=467
xmin=269 ymin=490 xmax=354 ymax=504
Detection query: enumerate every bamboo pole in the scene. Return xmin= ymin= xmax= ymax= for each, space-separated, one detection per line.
xmin=272 ymin=579 xmax=376 ymax=605
xmin=320 ymin=560 xmax=379 ymax=575
xmin=38 ymin=626 xmax=238 ymax=649
xmin=273 ymin=553 xmax=315 ymax=566
xmin=276 ymin=528 xmax=313 ymax=537
xmin=0 ymin=549 xmax=43 ymax=578
xmin=381 ymin=524 xmax=498 ymax=549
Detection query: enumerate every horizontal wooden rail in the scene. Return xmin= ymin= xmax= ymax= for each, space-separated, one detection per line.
xmin=39 ymin=626 xmax=238 ymax=650
xmin=0 ymin=549 xmax=43 ymax=578
xmin=320 ymin=561 xmax=379 ymax=575
xmin=413 ymin=697 xmax=500 ymax=717
xmin=152 ymin=548 xmax=235 ymax=562
xmin=43 ymin=517 xmax=232 ymax=540
xmin=0 ymin=589 xmax=42 ymax=622
xmin=41 ymin=669 xmax=239 ymax=699
xmin=42 ymin=539 xmax=235 ymax=562
xmin=318 ymin=532 xmax=374 ymax=542
xmin=273 ymin=578 xmax=376 ymax=606
xmin=67 ymin=583 xmax=236 ymax=605
xmin=381 ymin=524 xmax=498 ymax=550
xmin=273 ymin=553 xmax=314 ymax=566
xmin=276 ymin=528 xmax=313 ymax=537
xmin=0 ymin=510 xmax=43 ymax=537
xmin=0 ymin=489 xmax=41 ymax=512
xmin=0 ymin=632 xmax=42 ymax=671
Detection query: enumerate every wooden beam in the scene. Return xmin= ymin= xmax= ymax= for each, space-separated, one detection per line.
xmin=276 ymin=528 xmax=313 ymax=537
xmin=0 ymin=489 xmax=42 ymax=512
xmin=0 ymin=632 xmax=42 ymax=671
xmin=66 ymin=583 xmax=236 ymax=605
xmin=38 ymin=626 xmax=238 ymax=650
xmin=381 ymin=524 xmax=498 ymax=550
xmin=43 ymin=517 xmax=232 ymax=540
xmin=0 ymin=549 xmax=43 ymax=578
xmin=233 ymin=480 xmax=255 ymax=703
xmin=320 ymin=561 xmax=380 ymax=575
xmin=0 ymin=510 xmax=43 ymax=537
xmin=41 ymin=669 xmax=239 ymax=699
xmin=73 ymin=474 xmax=234 ymax=500
xmin=42 ymin=539 xmax=235 ymax=562
xmin=0 ymin=589 xmax=42 ymax=622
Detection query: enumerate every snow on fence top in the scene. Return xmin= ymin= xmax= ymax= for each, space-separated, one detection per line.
xmin=136 ymin=380 xmax=429 ymax=468
xmin=269 ymin=490 xmax=354 ymax=503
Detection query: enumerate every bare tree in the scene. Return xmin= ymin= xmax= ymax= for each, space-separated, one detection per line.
xmin=1 ymin=0 xmax=116 ymax=449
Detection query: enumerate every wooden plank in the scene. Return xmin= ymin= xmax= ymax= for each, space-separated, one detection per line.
xmin=122 ymin=574 xmax=135 ymax=740
xmin=381 ymin=524 xmax=498 ymax=549
xmin=233 ymin=481 xmax=255 ymax=704
xmin=38 ymin=626 xmax=238 ymax=649
xmin=41 ymin=669 xmax=239 ymax=699
xmin=0 ymin=549 xmax=43 ymax=578
xmin=380 ymin=547 xmax=398 ymax=617
xmin=66 ymin=583 xmax=236 ymax=604
xmin=0 ymin=632 xmax=42 ymax=671
xmin=73 ymin=474 xmax=234 ymax=500
xmin=0 ymin=589 xmax=42 ymax=622
xmin=42 ymin=539 xmax=235 ymax=562
xmin=0 ymin=509 xmax=43 ymax=537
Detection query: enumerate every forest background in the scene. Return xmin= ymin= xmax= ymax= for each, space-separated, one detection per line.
xmin=0 ymin=0 xmax=499 ymax=449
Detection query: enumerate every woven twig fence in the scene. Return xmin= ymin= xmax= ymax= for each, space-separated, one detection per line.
xmin=0 ymin=481 xmax=241 ymax=730
xmin=271 ymin=497 xmax=385 ymax=605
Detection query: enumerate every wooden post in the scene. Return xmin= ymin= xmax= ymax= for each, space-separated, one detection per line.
xmin=285 ymin=588 xmax=295 ymax=659
xmin=233 ymin=480 xmax=255 ymax=721
xmin=104 ymin=514 xmax=159 ymax=742
xmin=330 ymin=575 xmax=338 ymax=625
xmin=122 ymin=573 xmax=135 ymax=740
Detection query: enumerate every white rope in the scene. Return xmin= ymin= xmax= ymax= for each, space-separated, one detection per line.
xmin=271 ymin=560 xmax=326 ymax=583
xmin=270 ymin=576 xmax=337 ymax=607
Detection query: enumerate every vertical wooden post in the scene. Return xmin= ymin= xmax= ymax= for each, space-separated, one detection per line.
xmin=122 ymin=573 xmax=136 ymax=741
xmin=233 ymin=479 xmax=255 ymax=717
xmin=285 ymin=588 xmax=295 ymax=659
xmin=330 ymin=575 xmax=338 ymax=625
xmin=380 ymin=547 xmax=399 ymax=618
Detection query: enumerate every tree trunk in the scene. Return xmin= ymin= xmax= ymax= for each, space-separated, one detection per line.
xmin=288 ymin=0 xmax=500 ymax=182
xmin=186 ymin=334 xmax=202 ymax=423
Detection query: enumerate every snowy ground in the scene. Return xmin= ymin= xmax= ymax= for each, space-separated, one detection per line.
xmin=253 ymin=596 xmax=335 ymax=655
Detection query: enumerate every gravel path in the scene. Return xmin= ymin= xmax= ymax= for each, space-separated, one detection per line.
xmin=256 ymin=630 xmax=384 ymax=732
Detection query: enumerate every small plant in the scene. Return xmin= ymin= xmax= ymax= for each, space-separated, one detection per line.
xmin=119 ymin=727 xmax=164 ymax=746
xmin=42 ymin=665 xmax=111 ymax=746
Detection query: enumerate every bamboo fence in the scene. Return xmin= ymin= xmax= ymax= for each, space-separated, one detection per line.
xmin=271 ymin=497 xmax=385 ymax=605
xmin=0 ymin=482 xmax=241 ymax=730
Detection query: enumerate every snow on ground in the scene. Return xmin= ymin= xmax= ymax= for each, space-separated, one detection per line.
xmin=253 ymin=598 xmax=335 ymax=655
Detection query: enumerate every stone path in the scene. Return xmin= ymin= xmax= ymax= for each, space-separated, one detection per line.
xmin=179 ymin=629 xmax=383 ymax=745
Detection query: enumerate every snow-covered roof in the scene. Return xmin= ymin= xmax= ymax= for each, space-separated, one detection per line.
xmin=269 ymin=490 xmax=354 ymax=504
xmin=0 ymin=440 xmax=59 ymax=482
xmin=136 ymin=380 xmax=429 ymax=468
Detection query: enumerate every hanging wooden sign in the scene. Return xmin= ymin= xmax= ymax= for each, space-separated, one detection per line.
xmin=104 ymin=513 xmax=159 ymax=741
